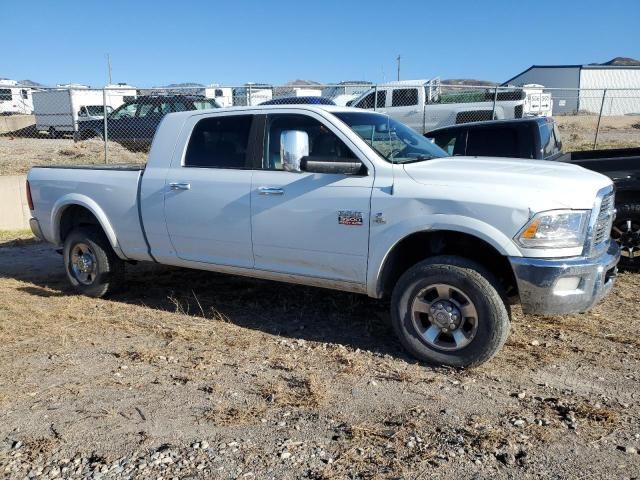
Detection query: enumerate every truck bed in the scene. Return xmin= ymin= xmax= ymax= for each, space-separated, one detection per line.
xmin=28 ymin=165 xmax=150 ymax=261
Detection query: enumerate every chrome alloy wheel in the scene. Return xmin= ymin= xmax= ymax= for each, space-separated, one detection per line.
xmin=612 ymin=218 xmax=640 ymax=260
xmin=70 ymin=242 xmax=98 ymax=285
xmin=411 ymin=283 xmax=479 ymax=351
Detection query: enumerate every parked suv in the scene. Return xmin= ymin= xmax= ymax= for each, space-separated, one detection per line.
xmin=74 ymin=95 xmax=219 ymax=150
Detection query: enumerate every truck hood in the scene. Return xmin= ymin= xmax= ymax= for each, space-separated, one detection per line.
xmin=403 ymin=156 xmax=612 ymax=210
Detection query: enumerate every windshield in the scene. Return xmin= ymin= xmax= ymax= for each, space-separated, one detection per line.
xmin=334 ymin=112 xmax=448 ymax=163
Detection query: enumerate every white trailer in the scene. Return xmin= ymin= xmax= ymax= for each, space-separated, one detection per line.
xmin=33 ymin=88 xmax=112 ymax=137
xmin=0 ymin=80 xmax=34 ymax=115
xmin=204 ymin=85 xmax=233 ymax=107
xmin=233 ymin=84 xmax=273 ymax=106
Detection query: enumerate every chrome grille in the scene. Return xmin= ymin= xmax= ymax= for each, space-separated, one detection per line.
xmin=592 ymin=191 xmax=615 ymax=248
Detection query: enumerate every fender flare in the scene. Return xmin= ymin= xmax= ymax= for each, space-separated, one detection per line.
xmin=366 ymin=214 xmax=521 ymax=298
xmin=51 ymin=194 xmax=126 ymax=259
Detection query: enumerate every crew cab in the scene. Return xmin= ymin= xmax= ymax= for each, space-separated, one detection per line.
xmin=350 ymin=79 xmax=552 ymax=134
xmin=425 ymin=117 xmax=640 ymax=269
xmin=27 ymin=106 xmax=619 ymax=367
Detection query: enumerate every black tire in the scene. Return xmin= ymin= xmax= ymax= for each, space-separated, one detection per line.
xmin=390 ymin=255 xmax=510 ymax=368
xmin=63 ymin=226 xmax=124 ymax=297
xmin=612 ymin=203 xmax=640 ymax=271
xmin=48 ymin=126 xmax=58 ymax=139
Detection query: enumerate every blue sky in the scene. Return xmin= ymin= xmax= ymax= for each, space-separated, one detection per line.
xmin=3 ymin=0 xmax=639 ymax=87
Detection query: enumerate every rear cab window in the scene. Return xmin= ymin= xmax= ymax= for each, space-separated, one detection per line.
xmin=185 ymin=115 xmax=254 ymax=168
xmin=391 ymin=88 xmax=419 ymax=107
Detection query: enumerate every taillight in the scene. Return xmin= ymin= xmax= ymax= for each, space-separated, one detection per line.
xmin=26 ymin=180 xmax=34 ymax=210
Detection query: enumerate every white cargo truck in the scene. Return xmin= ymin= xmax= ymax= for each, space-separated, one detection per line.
xmin=33 ymin=88 xmax=113 ymax=137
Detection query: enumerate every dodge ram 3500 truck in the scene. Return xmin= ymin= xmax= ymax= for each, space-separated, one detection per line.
xmin=26 ymin=106 xmax=619 ymax=367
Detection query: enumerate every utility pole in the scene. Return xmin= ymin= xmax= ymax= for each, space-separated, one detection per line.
xmin=396 ymin=55 xmax=401 ymax=81
xmin=106 ymin=54 xmax=112 ymax=85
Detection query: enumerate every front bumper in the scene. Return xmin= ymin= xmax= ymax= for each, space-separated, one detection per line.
xmin=509 ymin=240 xmax=620 ymax=315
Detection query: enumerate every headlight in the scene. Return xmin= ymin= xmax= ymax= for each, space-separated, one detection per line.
xmin=516 ymin=210 xmax=590 ymax=248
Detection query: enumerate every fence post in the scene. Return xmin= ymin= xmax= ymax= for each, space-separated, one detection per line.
xmin=373 ymin=85 xmax=378 ymax=112
xmin=102 ymin=88 xmax=109 ymax=163
xmin=593 ymin=88 xmax=607 ymax=150
xmin=491 ymin=85 xmax=499 ymax=120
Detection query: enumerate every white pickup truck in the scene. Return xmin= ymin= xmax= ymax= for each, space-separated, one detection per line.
xmin=27 ymin=105 xmax=619 ymax=367
xmin=350 ymin=80 xmax=552 ymax=134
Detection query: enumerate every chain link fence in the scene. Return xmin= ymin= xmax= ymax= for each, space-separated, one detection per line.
xmin=1 ymin=82 xmax=639 ymax=173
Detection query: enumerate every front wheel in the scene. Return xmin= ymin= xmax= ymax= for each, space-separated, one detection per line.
xmin=63 ymin=226 xmax=124 ymax=297
xmin=611 ymin=203 xmax=640 ymax=271
xmin=390 ymin=256 xmax=510 ymax=368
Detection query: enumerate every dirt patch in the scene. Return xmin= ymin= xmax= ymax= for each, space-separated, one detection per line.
xmin=0 ymin=243 xmax=639 ymax=478
xmin=555 ymin=114 xmax=640 ymax=151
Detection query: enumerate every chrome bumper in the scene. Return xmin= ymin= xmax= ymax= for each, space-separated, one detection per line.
xmin=29 ymin=218 xmax=44 ymax=240
xmin=509 ymin=240 xmax=620 ymax=315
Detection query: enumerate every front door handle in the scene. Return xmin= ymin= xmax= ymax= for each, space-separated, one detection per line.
xmin=169 ymin=182 xmax=191 ymax=191
xmin=258 ymin=186 xmax=284 ymax=196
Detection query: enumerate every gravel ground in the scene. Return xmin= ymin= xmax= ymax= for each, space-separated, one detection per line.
xmin=0 ymin=237 xmax=639 ymax=479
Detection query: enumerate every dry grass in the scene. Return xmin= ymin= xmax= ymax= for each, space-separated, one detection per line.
xmin=0 ymin=229 xmax=36 ymax=246
xmin=259 ymin=374 xmax=326 ymax=408
xmin=0 ymin=137 xmax=146 ymax=175
xmin=200 ymin=403 xmax=267 ymax=426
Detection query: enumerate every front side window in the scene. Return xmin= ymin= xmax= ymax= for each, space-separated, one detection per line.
xmin=21 ymin=89 xmax=29 ymax=99
xmin=334 ymin=112 xmax=447 ymax=163
xmin=355 ymin=90 xmax=386 ymax=109
xmin=185 ymin=115 xmax=253 ymax=168
xmin=392 ymin=88 xmax=418 ymax=107
xmin=110 ymin=102 xmax=138 ymax=119
xmin=265 ymin=114 xmax=357 ymax=170
xmin=430 ymin=130 xmax=465 ymax=156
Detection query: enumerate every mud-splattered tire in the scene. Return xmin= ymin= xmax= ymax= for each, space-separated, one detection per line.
xmin=390 ymin=255 xmax=510 ymax=368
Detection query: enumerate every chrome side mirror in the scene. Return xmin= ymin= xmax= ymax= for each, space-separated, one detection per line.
xmin=281 ymin=130 xmax=309 ymax=172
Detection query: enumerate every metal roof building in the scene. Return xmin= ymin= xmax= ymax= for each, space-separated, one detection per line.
xmin=503 ymin=61 xmax=640 ymax=115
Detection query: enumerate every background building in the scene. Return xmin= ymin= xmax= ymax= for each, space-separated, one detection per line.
xmin=504 ymin=58 xmax=640 ymax=115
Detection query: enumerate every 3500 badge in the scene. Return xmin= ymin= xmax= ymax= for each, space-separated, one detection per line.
xmin=338 ymin=210 xmax=363 ymax=226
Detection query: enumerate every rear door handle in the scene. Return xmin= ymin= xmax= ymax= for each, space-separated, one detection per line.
xmin=258 ymin=186 xmax=284 ymax=196
xmin=169 ymin=182 xmax=191 ymax=191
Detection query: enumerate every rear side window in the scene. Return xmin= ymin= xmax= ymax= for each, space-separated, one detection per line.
xmin=392 ymin=88 xmax=418 ymax=107
xmin=185 ymin=115 xmax=253 ymax=168
xmin=0 ymin=89 xmax=12 ymax=101
xmin=466 ymin=127 xmax=518 ymax=158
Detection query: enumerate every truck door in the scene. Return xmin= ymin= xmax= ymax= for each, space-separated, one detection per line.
xmin=250 ymin=112 xmax=373 ymax=284
xmin=163 ymin=113 xmax=256 ymax=268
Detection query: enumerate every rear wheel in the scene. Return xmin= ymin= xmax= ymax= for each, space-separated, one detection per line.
xmin=63 ymin=226 xmax=124 ymax=297
xmin=390 ymin=255 xmax=510 ymax=368
xmin=611 ymin=203 xmax=640 ymax=271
